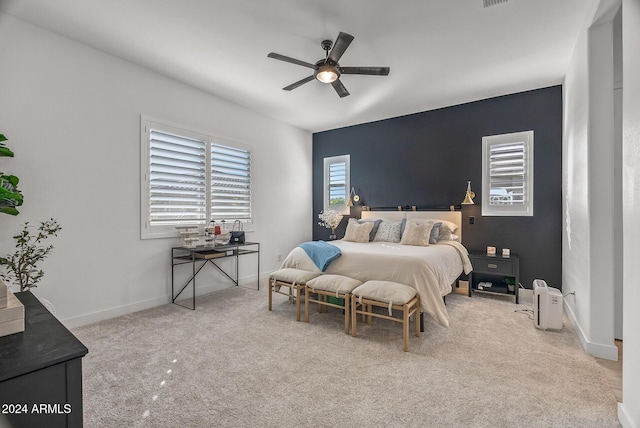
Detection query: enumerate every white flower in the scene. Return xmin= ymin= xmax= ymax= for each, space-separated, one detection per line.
xmin=317 ymin=210 xmax=343 ymax=230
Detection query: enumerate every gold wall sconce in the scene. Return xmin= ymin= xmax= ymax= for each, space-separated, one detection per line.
xmin=461 ymin=181 xmax=475 ymax=205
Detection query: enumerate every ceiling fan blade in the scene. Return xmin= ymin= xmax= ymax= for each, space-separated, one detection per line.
xmin=267 ymin=52 xmax=315 ymax=69
xmin=327 ymin=32 xmax=354 ymax=64
xmin=340 ymin=66 xmax=390 ymax=76
xmin=331 ymin=79 xmax=350 ymax=98
xmin=283 ymin=75 xmax=315 ymax=91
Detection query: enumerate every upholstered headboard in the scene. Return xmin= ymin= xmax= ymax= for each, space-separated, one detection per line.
xmin=361 ymin=210 xmax=462 ymax=241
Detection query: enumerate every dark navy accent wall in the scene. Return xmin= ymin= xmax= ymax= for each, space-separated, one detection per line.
xmin=312 ymin=86 xmax=563 ymax=290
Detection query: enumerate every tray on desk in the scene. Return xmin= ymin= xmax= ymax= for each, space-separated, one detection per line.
xmin=192 ymin=249 xmax=234 ymax=259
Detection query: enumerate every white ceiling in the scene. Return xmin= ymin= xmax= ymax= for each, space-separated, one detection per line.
xmin=0 ymin=0 xmax=596 ymax=133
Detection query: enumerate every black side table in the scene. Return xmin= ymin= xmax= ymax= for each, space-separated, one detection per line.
xmin=0 ymin=291 xmax=88 ymax=428
xmin=469 ymin=252 xmax=520 ymax=304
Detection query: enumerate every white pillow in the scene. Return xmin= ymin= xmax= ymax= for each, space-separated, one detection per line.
xmin=416 ymin=219 xmax=459 ymax=241
xmin=437 ymin=220 xmax=458 ymax=235
xmin=343 ymin=218 xmax=374 ymax=243
xmin=400 ymin=220 xmax=433 ymax=246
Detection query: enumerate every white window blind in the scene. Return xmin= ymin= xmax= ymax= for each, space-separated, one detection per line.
xmin=210 ymin=143 xmax=252 ymax=222
xmin=323 ymin=155 xmax=350 ymax=213
xmin=482 ymin=130 xmax=533 ymax=216
xmin=149 ymin=129 xmax=206 ymax=227
xmin=141 ymin=117 xmax=254 ymax=239
xmin=488 ymin=141 xmax=526 ymax=205
xmin=328 ymin=162 xmax=347 ymax=208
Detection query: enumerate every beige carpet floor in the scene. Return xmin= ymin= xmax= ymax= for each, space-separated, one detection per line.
xmin=72 ymin=284 xmax=620 ymax=428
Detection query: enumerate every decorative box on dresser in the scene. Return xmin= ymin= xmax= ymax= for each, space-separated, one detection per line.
xmin=468 ymin=252 xmax=520 ymax=304
xmin=0 ymin=291 xmax=88 ymax=428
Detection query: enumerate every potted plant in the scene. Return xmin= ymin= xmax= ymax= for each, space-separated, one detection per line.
xmin=0 ymin=133 xmax=23 ymax=215
xmin=0 ymin=132 xmax=61 ymax=314
xmin=505 ymin=277 xmax=516 ymax=293
xmin=0 ymin=219 xmax=62 ymax=292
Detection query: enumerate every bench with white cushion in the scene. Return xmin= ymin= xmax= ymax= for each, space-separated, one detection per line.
xmin=304 ymin=274 xmax=363 ymax=334
xmin=268 ymin=268 xmax=321 ymax=321
xmin=351 ymin=280 xmax=421 ymax=352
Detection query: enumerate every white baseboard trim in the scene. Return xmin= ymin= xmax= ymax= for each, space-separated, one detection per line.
xmin=62 ymin=294 xmax=171 ymax=329
xmin=619 ymin=402 xmax=638 ymax=428
xmin=62 ymin=273 xmax=268 ymax=329
xmin=563 ymin=300 xmax=619 ymax=360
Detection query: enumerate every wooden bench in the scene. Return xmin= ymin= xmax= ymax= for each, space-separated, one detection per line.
xmin=351 ymin=280 xmax=421 ymax=352
xmin=304 ymin=274 xmax=363 ymax=334
xmin=268 ymin=268 xmax=320 ymax=321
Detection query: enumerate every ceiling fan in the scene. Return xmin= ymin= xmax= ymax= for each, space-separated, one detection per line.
xmin=267 ymin=32 xmax=390 ymax=98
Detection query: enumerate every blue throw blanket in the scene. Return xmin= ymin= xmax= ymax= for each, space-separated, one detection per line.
xmin=298 ymin=241 xmax=341 ymax=272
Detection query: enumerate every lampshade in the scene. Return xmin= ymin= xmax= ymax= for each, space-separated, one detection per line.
xmin=461 ymin=181 xmax=475 ymax=205
xmin=316 ymin=64 xmax=339 ymax=83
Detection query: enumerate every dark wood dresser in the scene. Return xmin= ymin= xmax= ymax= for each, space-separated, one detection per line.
xmin=0 ymin=291 xmax=88 ymax=428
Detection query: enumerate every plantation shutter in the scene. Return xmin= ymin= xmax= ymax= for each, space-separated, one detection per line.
xmin=487 ymin=140 xmax=527 ymax=206
xmin=148 ymin=129 xmax=206 ymax=226
xmin=328 ymin=160 xmax=347 ymax=209
xmin=210 ymin=143 xmax=252 ymax=222
xmin=482 ymin=130 xmax=533 ymax=217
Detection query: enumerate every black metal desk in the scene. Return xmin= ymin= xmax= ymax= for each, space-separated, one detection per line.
xmin=171 ymin=242 xmax=260 ymax=310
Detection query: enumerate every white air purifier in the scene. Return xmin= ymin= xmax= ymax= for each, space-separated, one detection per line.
xmin=532 ymin=279 xmax=563 ymax=330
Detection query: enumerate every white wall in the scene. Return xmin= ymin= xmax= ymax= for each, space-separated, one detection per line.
xmin=0 ymin=13 xmax=313 ymax=327
xmin=562 ymin=15 xmax=592 ymax=350
xmin=620 ymin=0 xmax=640 ymax=425
xmin=613 ymin=8 xmax=623 ymax=341
xmin=562 ymin=0 xmax=619 ymax=360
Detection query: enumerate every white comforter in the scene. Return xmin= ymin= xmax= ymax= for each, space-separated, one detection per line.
xmin=281 ymin=240 xmax=472 ymax=328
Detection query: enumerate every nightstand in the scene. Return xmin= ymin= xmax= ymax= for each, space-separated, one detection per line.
xmin=469 ymin=252 xmax=520 ymax=304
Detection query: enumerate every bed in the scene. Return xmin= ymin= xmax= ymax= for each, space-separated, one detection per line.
xmin=280 ymin=210 xmax=472 ymax=327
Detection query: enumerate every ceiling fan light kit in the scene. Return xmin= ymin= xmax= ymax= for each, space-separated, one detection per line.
xmin=316 ymin=63 xmax=339 ymax=83
xmin=268 ymin=32 xmax=390 ymax=98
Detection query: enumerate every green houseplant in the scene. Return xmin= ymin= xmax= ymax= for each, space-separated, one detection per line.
xmin=0 ymin=133 xmax=24 ymax=216
xmin=0 ymin=132 xmax=61 ymax=294
xmin=0 ymin=219 xmax=62 ymax=292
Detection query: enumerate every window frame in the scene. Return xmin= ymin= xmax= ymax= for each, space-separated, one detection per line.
xmin=141 ymin=116 xmax=254 ymax=239
xmin=481 ymin=130 xmax=534 ymax=217
xmin=323 ymin=155 xmax=350 ymax=214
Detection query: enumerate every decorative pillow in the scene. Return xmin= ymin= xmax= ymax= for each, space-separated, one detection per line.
xmin=357 ymin=219 xmax=382 ymax=242
xmin=372 ymin=221 xmax=402 ymax=243
xmin=400 ymin=219 xmax=442 ymax=244
xmin=438 ymin=233 xmax=459 ymax=242
xmin=343 ymin=218 xmax=374 ymax=243
xmin=437 ymin=220 xmax=458 ymax=237
xmin=429 ymin=222 xmax=442 ymax=244
xmin=400 ymin=220 xmax=434 ymax=246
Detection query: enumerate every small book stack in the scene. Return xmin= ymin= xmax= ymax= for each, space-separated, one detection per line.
xmin=0 ymin=280 xmax=25 ymax=338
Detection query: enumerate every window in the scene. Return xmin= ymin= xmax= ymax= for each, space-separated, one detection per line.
xmin=323 ymin=155 xmax=350 ymax=213
xmin=210 ymin=143 xmax=252 ymax=222
xmin=141 ymin=117 xmax=252 ymax=238
xmin=482 ymin=130 xmax=533 ymax=216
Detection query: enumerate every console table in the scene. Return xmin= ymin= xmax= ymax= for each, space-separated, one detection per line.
xmin=171 ymin=242 xmax=260 ymax=309
xmin=0 ymin=291 xmax=88 ymax=428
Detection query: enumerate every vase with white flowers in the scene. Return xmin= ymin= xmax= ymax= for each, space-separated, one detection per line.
xmin=317 ymin=210 xmax=344 ymax=240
